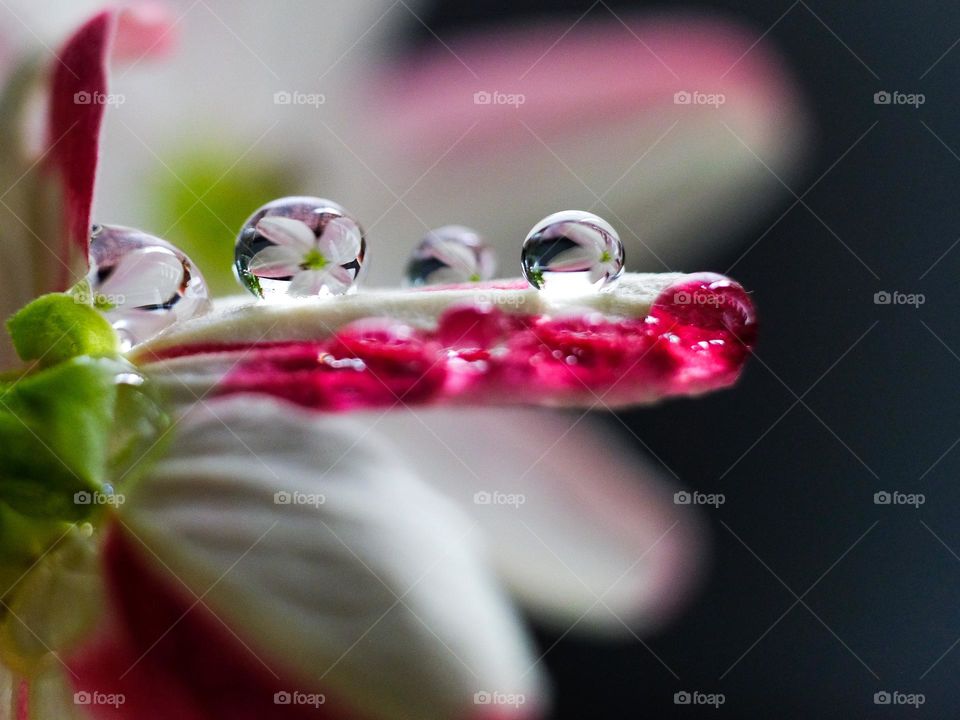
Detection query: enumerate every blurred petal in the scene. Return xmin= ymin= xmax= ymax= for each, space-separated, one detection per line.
xmin=73 ymin=396 xmax=546 ymax=720
xmin=112 ymin=2 xmax=178 ymax=61
xmin=358 ymin=14 xmax=806 ymax=284
xmin=0 ymin=11 xmax=116 ymax=366
xmin=371 ymin=407 xmax=706 ymax=634
xmin=46 ymin=10 xmax=115 ymax=284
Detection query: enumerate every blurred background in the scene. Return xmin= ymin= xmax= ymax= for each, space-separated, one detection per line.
xmin=9 ymin=0 xmax=960 ymax=716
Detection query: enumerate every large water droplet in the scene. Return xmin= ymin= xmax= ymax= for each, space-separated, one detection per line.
xmin=87 ymin=224 xmax=211 ymax=349
xmin=521 ymin=210 xmax=624 ymax=292
xmin=405 ymin=225 xmax=495 ymax=286
xmin=234 ymin=196 xmax=366 ymax=299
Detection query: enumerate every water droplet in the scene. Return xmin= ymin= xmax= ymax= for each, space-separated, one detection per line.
xmin=405 ymin=225 xmax=495 ymax=286
xmin=234 ymin=196 xmax=366 ymax=299
xmin=87 ymin=225 xmax=211 ymax=349
xmin=521 ymin=210 xmax=624 ymax=292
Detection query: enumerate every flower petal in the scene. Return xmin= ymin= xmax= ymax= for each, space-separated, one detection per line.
xmin=100 ymin=247 xmax=184 ymax=306
xmin=287 ymin=269 xmax=328 ymax=297
xmin=317 ymin=217 xmax=362 ymax=265
xmin=370 ymin=407 xmax=706 ymax=634
xmin=246 ymin=245 xmax=302 ymax=278
xmin=46 ymin=10 xmax=116 ymax=285
xmin=255 ymin=216 xmax=316 ymax=254
xmin=429 ymin=239 xmax=478 ymax=278
xmin=102 ymin=396 xmax=546 ymax=720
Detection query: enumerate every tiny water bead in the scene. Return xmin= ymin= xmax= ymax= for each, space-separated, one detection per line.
xmin=87 ymin=224 xmax=211 ymax=348
xmin=234 ymin=196 xmax=366 ymax=299
xmin=404 ymin=226 xmax=495 ymax=286
xmin=521 ymin=211 xmax=624 ymax=292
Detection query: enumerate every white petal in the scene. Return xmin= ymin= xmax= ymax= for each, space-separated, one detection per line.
xmin=100 ymin=248 xmax=184 ymax=307
xmin=323 ymin=265 xmax=355 ymax=294
xmin=246 ymin=245 xmax=303 ymax=278
xmin=119 ymin=396 xmax=546 ymax=720
xmin=286 ymin=269 xmax=328 ymax=297
xmin=371 ymin=407 xmax=706 ymax=635
xmin=254 ymin=216 xmax=317 ymax=254
xmin=316 ymin=217 xmax=362 ymax=264
xmin=540 ymin=244 xmax=596 ymax=272
xmin=430 ymin=239 xmax=477 ymax=277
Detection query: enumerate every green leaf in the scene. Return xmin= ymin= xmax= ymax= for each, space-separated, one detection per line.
xmin=6 ymin=292 xmax=118 ymax=367
xmin=0 ymin=357 xmax=118 ymax=520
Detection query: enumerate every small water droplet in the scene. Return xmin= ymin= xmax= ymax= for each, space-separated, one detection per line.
xmin=87 ymin=225 xmax=211 ymax=348
xmin=521 ymin=211 xmax=624 ymax=292
xmin=405 ymin=226 xmax=495 ymax=286
xmin=234 ymin=196 xmax=366 ymax=299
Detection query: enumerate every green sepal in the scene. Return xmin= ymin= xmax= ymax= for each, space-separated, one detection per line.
xmin=6 ymin=292 xmax=118 ymax=367
xmin=0 ymin=356 xmax=119 ymax=520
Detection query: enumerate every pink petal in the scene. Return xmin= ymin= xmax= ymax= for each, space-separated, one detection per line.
xmin=45 ymin=10 xmax=116 ymax=287
xmin=131 ymin=273 xmax=757 ymax=412
xmin=112 ymin=2 xmax=178 ymax=61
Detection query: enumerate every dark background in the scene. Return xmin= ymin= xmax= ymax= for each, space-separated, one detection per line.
xmin=416 ymin=1 xmax=960 ymax=717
